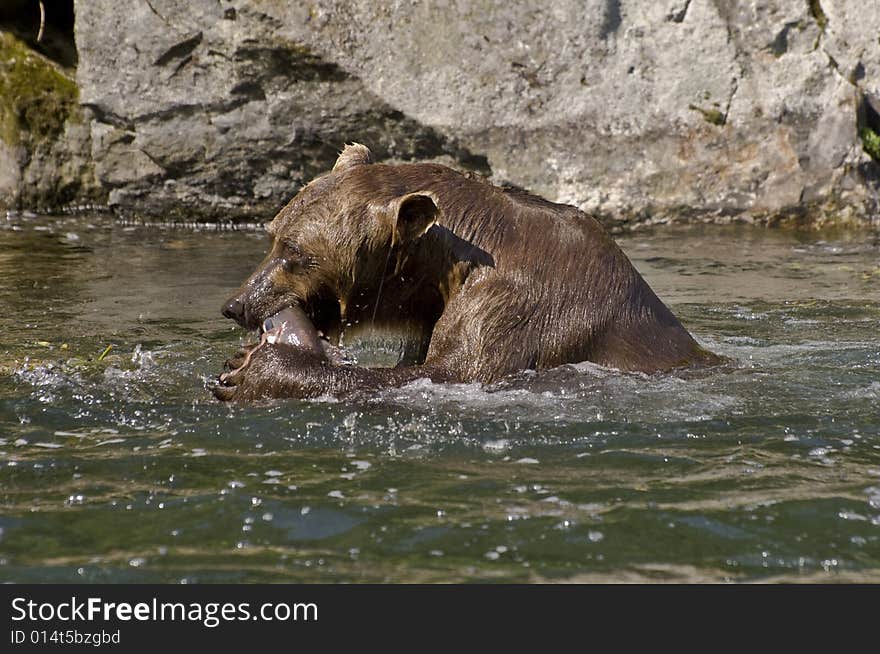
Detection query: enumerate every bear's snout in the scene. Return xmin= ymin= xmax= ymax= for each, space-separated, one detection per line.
xmin=222 ymin=297 xmax=246 ymax=324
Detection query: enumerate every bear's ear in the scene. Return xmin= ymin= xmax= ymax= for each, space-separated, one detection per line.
xmin=389 ymin=192 xmax=440 ymax=247
xmin=333 ymin=143 xmax=373 ymax=172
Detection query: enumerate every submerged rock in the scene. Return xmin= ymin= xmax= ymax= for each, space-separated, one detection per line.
xmin=3 ymin=1 xmax=880 ymax=227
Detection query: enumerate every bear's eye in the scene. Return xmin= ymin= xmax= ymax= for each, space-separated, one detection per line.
xmin=279 ymin=240 xmax=305 ymax=272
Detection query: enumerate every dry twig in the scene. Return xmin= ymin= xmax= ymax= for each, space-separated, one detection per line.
xmin=37 ymin=0 xmax=46 ymax=43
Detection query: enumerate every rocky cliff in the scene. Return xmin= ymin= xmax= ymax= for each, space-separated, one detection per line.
xmin=2 ymin=0 xmax=879 ymax=228
xmin=0 ymin=24 xmax=102 ymax=213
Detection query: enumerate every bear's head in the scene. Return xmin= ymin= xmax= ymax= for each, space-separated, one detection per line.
xmin=221 ymin=144 xmax=442 ymax=343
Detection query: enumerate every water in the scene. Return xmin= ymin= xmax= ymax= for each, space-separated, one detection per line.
xmin=1 ymin=214 xmax=879 ymax=583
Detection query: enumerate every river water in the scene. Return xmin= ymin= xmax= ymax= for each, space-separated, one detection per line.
xmin=1 ymin=214 xmax=879 ymax=582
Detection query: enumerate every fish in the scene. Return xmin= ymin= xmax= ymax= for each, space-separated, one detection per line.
xmin=262 ymin=305 xmax=325 ymax=357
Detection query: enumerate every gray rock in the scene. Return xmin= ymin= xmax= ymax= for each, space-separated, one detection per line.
xmin=0 ymin=29 xmax=103 ymax=214
xmin=73 ymin=0 xmax=488 ymax=221
xmin=7 ymin=1 xmax=880 ymax=227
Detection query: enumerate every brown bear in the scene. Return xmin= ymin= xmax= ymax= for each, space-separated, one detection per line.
xmin=214 ymin=143 xmax=721 ymax=402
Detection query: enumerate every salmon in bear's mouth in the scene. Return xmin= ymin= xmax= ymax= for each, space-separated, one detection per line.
xmin=260 ymin=305 xmax=325 ymax=357
xmin=220 ymin=306 xmax=329 ymax=384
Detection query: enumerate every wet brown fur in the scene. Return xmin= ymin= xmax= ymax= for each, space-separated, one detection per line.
xmin=215 ymin=144 xmax=720 ymax=402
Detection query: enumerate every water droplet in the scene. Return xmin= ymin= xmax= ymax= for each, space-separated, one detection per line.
xmin=483 ymin=439 xmax=510 ymax=453
xmin=838 ymin=510 xmax=868 ymax=521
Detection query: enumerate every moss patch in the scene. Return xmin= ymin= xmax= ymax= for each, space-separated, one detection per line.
xmin=688 ymin=104 xmax=726 ymax=127
xmin=808 ymin=0 xmax=827 ymax=31
xmin=860 ymin=126 xmax=880 ymax=162
xmin=0 ymin=30 xmax=79 ymax=147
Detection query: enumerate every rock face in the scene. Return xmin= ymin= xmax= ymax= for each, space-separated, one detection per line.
xmin=7 ymin=1 xmax=880 ymax=227
xmin=73 ymin=0 xmax=491 ymax=222
xmin=0 ymin=30 xmax=103 ymax=213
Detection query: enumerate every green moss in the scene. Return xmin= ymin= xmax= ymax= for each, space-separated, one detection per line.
xmin=808 ymin=0 xmax=827 ymax=31
xmin=860 ymin=126 xmax=880 ymax=162
xmin=688 ymin=104 xmax=726 ymax=127
xmin=0 ymin=30 xmax=79 ymax=147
